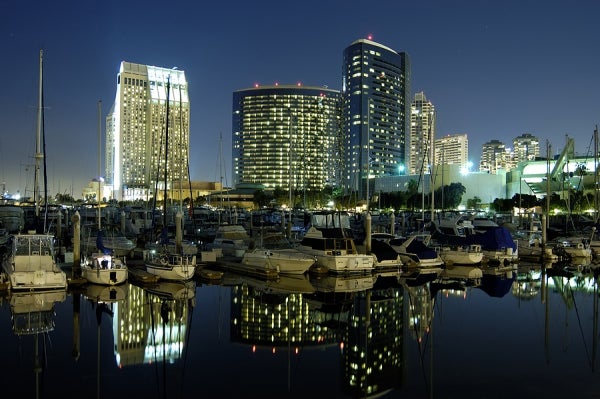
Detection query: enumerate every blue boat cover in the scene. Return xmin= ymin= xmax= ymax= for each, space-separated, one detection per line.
xmin=466 ymin=227 xmax=517 ymax=252
xmin=96 ymin=230 xmax=112 ymax=255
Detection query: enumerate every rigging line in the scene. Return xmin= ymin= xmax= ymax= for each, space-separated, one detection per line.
xmin=570 ymin=281 xmax=594 ymax=368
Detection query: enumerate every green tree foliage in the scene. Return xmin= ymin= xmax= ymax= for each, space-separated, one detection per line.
xmin=466 ymin=196 xmax=482 ymax=210
xmin=492 ymin=198 xmax=514 ymax=212
xmin=433 ymin=182 xmax=465 ymax=209
xmin=513 ymin=193 xmax=539 ymax=209
xmin=252 ymin=189 xmax=271 ymax=208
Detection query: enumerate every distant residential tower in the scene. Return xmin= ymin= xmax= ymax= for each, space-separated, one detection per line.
xmin=409 ymin=92 xmax=435 ymax=176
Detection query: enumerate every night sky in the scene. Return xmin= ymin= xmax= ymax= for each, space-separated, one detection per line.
xmin=1 ymin=0 xmax=599 ymax=198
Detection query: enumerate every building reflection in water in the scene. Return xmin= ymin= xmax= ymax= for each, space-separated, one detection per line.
xmin=111 ymin=280 xmax=195 ymax=368
xmin=229 ymin=273 xmax=408 ymax=398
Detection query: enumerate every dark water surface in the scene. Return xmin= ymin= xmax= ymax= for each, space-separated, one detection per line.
xmin=1 ymin=262 xmax=599 ymax=399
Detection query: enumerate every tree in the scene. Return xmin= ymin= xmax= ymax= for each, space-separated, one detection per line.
xmin=444 ymin=182 xmax=466 ymax=209
xmin=255 ymin=189 xmax=274 ymax=209
xmin=492 ymin=198 xmax=514 ymax=212
xmin=513 ymin=193 xmax=539 ymax=209
xmin=467 ymin=196 xmax=482 ymax=210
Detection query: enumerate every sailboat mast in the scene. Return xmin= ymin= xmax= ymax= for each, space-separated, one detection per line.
xmin=163 ymin=76 xmax=170 ymax=229
xmin=97 ymin=100 xmax=102 ymax=230
xmin=34 ymin=49 xmax=43 ymax=218
xmin=595 ymin=126 xmax=599 ymax=222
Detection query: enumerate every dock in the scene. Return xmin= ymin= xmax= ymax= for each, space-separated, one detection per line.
xmin=127 ymin=266 xmax=160 ymax=285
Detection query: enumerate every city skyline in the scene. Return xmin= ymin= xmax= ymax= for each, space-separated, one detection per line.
xmin=1 ymin=0 xmax=599 ymax=198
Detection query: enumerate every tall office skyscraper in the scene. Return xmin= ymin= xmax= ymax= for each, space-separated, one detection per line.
xmin=342 ymin=38 xmax=410 ymax=200
xmin=409 ymin=92 xmax=435 ymax=176
xmin=232 ymin=85 xmax=341 ymax=193
xmin=106 ymin=62 xmax=190 ymax=201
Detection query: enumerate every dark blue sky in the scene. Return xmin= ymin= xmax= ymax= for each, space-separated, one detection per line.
xmin=1 ymin=0 xmax=599 ymax=197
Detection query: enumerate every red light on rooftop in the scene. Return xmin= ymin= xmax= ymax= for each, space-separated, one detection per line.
xmin=367 ymin=34 xmax=373 ymax=40
xmin=254 ymin=83 xmax=259 ymax=88
xmin=275 ymin=82 xmax=279 ymax=86
xmin=297 ymin=82 xmax=301 ymax=86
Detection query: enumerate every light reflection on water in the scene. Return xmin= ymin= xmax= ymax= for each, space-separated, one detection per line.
xmin=0 ymin=261 xmax=599 ymax=398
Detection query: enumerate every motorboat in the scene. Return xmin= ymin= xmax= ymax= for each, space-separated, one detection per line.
xmin=436 ymin=244 xmax=484 ymax=265
xmin=241 ymin=230 xmax=316 ymax=275
xmin=551 ymin=236 xmax=592 ymax=259
xmin=4 ymin=232 xmax=67 ymax=291
xmin=297 ymin=226 xmax=374 ymax=274
xmin=380 ymin=233 xmax=444 ymax=269
xmin=359 ymin=235 xmax=404 ymax=270
xmin=295 ymin=211 xmax=374 ymax=274
xmin=241 ymin=248 xmax=316 ymax=275
xmin=211 ymin=224 xmax=251 ymax=258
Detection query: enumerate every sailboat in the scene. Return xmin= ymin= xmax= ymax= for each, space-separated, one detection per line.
xmin=145 ymin=74 xmax=196 ymax=281
xmin=3 ymin=50 xmax=67 ymax=292
xmin=81 ymin=101 xmax=128 ymax=286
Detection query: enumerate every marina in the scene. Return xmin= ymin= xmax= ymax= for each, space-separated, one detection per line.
xmin=0 ymin=257 xmax=599 ymax=398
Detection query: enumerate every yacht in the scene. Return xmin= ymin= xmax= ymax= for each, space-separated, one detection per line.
xmin=295 ymin=211 xmax=374 ymax=274
xmin=375 ymin=233 xmax=444 ymax=269
xmin=211 ymin=224 xmax=251 ymax=258
xmin=4 ymin=232 xmax=67 ymax=291
xmin=241 ymin=230 xmax=316 ymax=275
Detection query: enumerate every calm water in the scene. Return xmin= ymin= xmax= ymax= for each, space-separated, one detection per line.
xmin=1 ymin=262 xmax=599 ymax=399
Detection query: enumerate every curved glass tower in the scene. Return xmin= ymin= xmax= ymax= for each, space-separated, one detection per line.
xmin=342 ymin=38 xmax=410 ymax=201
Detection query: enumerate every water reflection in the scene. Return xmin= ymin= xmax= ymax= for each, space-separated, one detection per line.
xmin=9 ymin=290 xmax=66 ymax=399
xmin=0 ymin=260 xmax=599 ymax=398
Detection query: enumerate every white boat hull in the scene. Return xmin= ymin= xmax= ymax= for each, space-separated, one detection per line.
xmin=438 ymin=247 xmax=484 ymax=265
xmin=9 ymin=270 xmax=67 ymax=291
xmin=241 ymin=249 xmax=316 ymax=275
xmin=145 ymin=254 xmax=196 ymax=281
xmin=308 ymin=250 xmax=374 ymax=274
xmin=81 ymin=253 xmax=128 ymax=285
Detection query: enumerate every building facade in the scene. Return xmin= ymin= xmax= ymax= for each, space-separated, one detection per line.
xmin=409 ymin=92 xmax=435 ymax=176
xmin=479 ymin=139 xmax=511 ymax=174
xmin=106 ymin=62 xmax=190 ymax=201
xmin=232 ymin=85 xmax=341 ymax=194
xmin=513 ymin=133 xmax=540 ymax=163
xmin=434 ymin=133 xmax=469 ymax=168
xmin=342 ymin=38 xmax=411 ymax=201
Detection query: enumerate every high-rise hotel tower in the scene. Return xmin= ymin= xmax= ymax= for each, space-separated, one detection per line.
xmin=232 ymin=85 xmax=341 ymax=193
xmin=106 ymin=62 xmax=190 ymax=201
xmin=342 ymin=38 xmax=410 ymax=200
